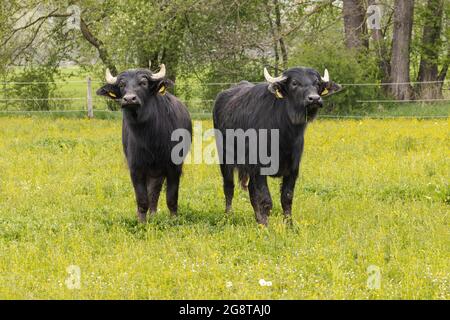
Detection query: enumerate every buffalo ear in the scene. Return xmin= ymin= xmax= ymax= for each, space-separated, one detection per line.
xmin=267 ymin=82 xmax=286 ymax=99
xmin=320 ymin=81 xmax=342 ymax=97
xmin=156 ymin=79 xmax=174 ymax=95
xmin=96 ymin=84 xmax=121 ymax=100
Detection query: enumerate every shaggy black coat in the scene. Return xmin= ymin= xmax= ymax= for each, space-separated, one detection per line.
xmin=97 ymin=69 xmax=192 ymax=222
xmin=213 ymin=67 xmax=341 ymax=225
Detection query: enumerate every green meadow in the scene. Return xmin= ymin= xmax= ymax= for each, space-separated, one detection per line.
xmin=0 ymin=117 xmax=448 ymax=299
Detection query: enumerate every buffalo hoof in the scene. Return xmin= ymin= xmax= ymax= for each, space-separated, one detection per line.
xmin=169 ymin=211 xmax=177 ymax=217
xmin=137 ymin=211 xmax=147 ymax=223
xmin=255 ymin=213 xmax=268 ymax=227
xmin=283 ymin=214 xmax=293 ymax=226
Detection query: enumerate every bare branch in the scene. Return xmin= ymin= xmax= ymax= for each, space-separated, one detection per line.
xmin=2 ymin=9 xmax=70 ymax=46
xmin=79 ymin=18 xmax=117 ymax=74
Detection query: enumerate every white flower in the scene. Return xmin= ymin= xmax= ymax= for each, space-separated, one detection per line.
xmin=226 ymin=281 xmax=233 ymax=288
xmin=259 ymin=279 xmax=272 ymax=287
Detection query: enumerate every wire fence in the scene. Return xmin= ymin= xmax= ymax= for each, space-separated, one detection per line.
xmin=1 ymin=79 xmax=449 ymax=86
xmin=356 ymin=98 xmax=450 ymax=103
xmin=0 ymin=78 xmax=448 ymax=119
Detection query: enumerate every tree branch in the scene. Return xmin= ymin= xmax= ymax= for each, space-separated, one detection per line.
xmin=79 ymin=18 xmax=117 ymax=74
xmin=2 ymin=9 xmax=70 ymax=46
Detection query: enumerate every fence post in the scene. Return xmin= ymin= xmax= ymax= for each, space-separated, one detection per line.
xmin=87 ymin=77 xmax=93 ymax=119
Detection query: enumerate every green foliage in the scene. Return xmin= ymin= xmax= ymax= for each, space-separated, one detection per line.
xmin=0 ymin=118 xmax=448 ymax=299
xmin=289 ymin=42 xmax=385 ymax=114
xmin=411 ymin=0 xmax=449 ymax=78
xmin=8 ymin=66 xmax=59 ymax=111
xmin=174 ymin=61 xmax=266 ymax=113
xmin=1 ymin=1 xmax=449 ymax=114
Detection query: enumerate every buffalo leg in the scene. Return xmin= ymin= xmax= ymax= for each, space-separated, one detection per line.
xmin=249 ymin=175 xmax=272 ymax=226
xmin=220 ymin=164 xmax=234 ymax=213
xmin=281 ymin=173 xmax=298 ymax=224
xmin=248 ymin=178 xmax=261 ymax=222
xmin=147 ymin=176 xmax=164 ymax=215
xmin=166 ymin=172 xmax=180 ymax=216
xmin=256 ymin=175 xmax=272 ymax=226
xmin=130 ymin=170 xmax=149 ymax=223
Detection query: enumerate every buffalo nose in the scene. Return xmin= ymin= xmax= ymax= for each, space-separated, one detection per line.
xmin=307 ymin=94 xmax=321 ymax=102
xmin=123 ymin=94 xmax=138 ymax=104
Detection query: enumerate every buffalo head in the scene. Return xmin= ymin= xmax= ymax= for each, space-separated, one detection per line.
xmin=96 ymin=63 xmax=173 ymax=109
xmin=264 ymin=66 xmax=342 ymax=123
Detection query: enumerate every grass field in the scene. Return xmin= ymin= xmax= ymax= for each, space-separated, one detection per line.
xmin=0 ymin=117 xmax=448 ymax=299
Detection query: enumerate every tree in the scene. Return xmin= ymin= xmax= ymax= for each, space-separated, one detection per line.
xmin=342 ymin=0 xmax=368 ymax=52
xmin=368 ymin=0 xmax=391 ymax=85
xmin=273 ymin=0 xmax=288 ymax=70
xmin=2 ymin=0 xmax=446 ymax=112
xmin=79 ymin=17 xmax=117 ymax=75
xmin=265 ymin=0 xmax=280 ymax=74
xmin=265 ymin=0 xmax=289 ymax=74
xmin=389 ymin=0 xmax=414 ymax=100
xmin=416 ymin=0 xmax=447 ymax=99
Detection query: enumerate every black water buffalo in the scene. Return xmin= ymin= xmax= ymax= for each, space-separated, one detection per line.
xmin=213 ymin=66 xmax=342 ymax=226
xmin=97 ymin=64 xmax=192 ymax=222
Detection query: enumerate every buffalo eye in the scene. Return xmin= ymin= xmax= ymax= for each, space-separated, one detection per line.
xmin=118 ymin=81 xmax=126 ymax=89
xmin=291 ymin=80 xmax=298 ymax=87
xmin=139 ymin=79 xmax=148 ymax=87
xmin=314 ymin=80 xmax=321 ymax=89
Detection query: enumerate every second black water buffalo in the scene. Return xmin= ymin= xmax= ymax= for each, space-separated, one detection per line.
xmin=97 ymin=64 xmax=192 ymax=222
xmin=213 ymin=66 xmax=342 ymax=225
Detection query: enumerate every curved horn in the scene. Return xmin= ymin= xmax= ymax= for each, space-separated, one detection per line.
xmin=151 ymin=64 xmax=166 ymax=80
xmin=105 ymin=68 xmax=117 ymax=84
xmin=321 ymin=68 xmax=329 ymax=82
xmin=264 ymin=67 xmax=286 ymax=83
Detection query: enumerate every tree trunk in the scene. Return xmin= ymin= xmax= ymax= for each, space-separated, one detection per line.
xmin=342 ymin=0 xmax=368 ymax=51
xmin=389 ymin=0 xmax=414 ymax=100
xmin=273 ymin=0 xmax=288 ymax=69
xmin=368 ymin=0 xmax=390 ymax=85
xmin=437 ymin=51 xmax=449 ymax=85
xmin=416 ymin=0 xmax=445 ymax=99
xmin=265 ymin=0 xmax=280 ymax=75
xmin=160 ymin=44 xmax=179 ymax=82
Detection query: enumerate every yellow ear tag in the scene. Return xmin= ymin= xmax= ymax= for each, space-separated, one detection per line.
xmin=275 ymin=89 xmax=283 ymax=99
xmin=321 ymin=88 xmax=329 ymax=96
xmin=108 ymin=92 xmax=117 ymax=98
xmin=158 ymin=85 xmax=166 ymax=95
